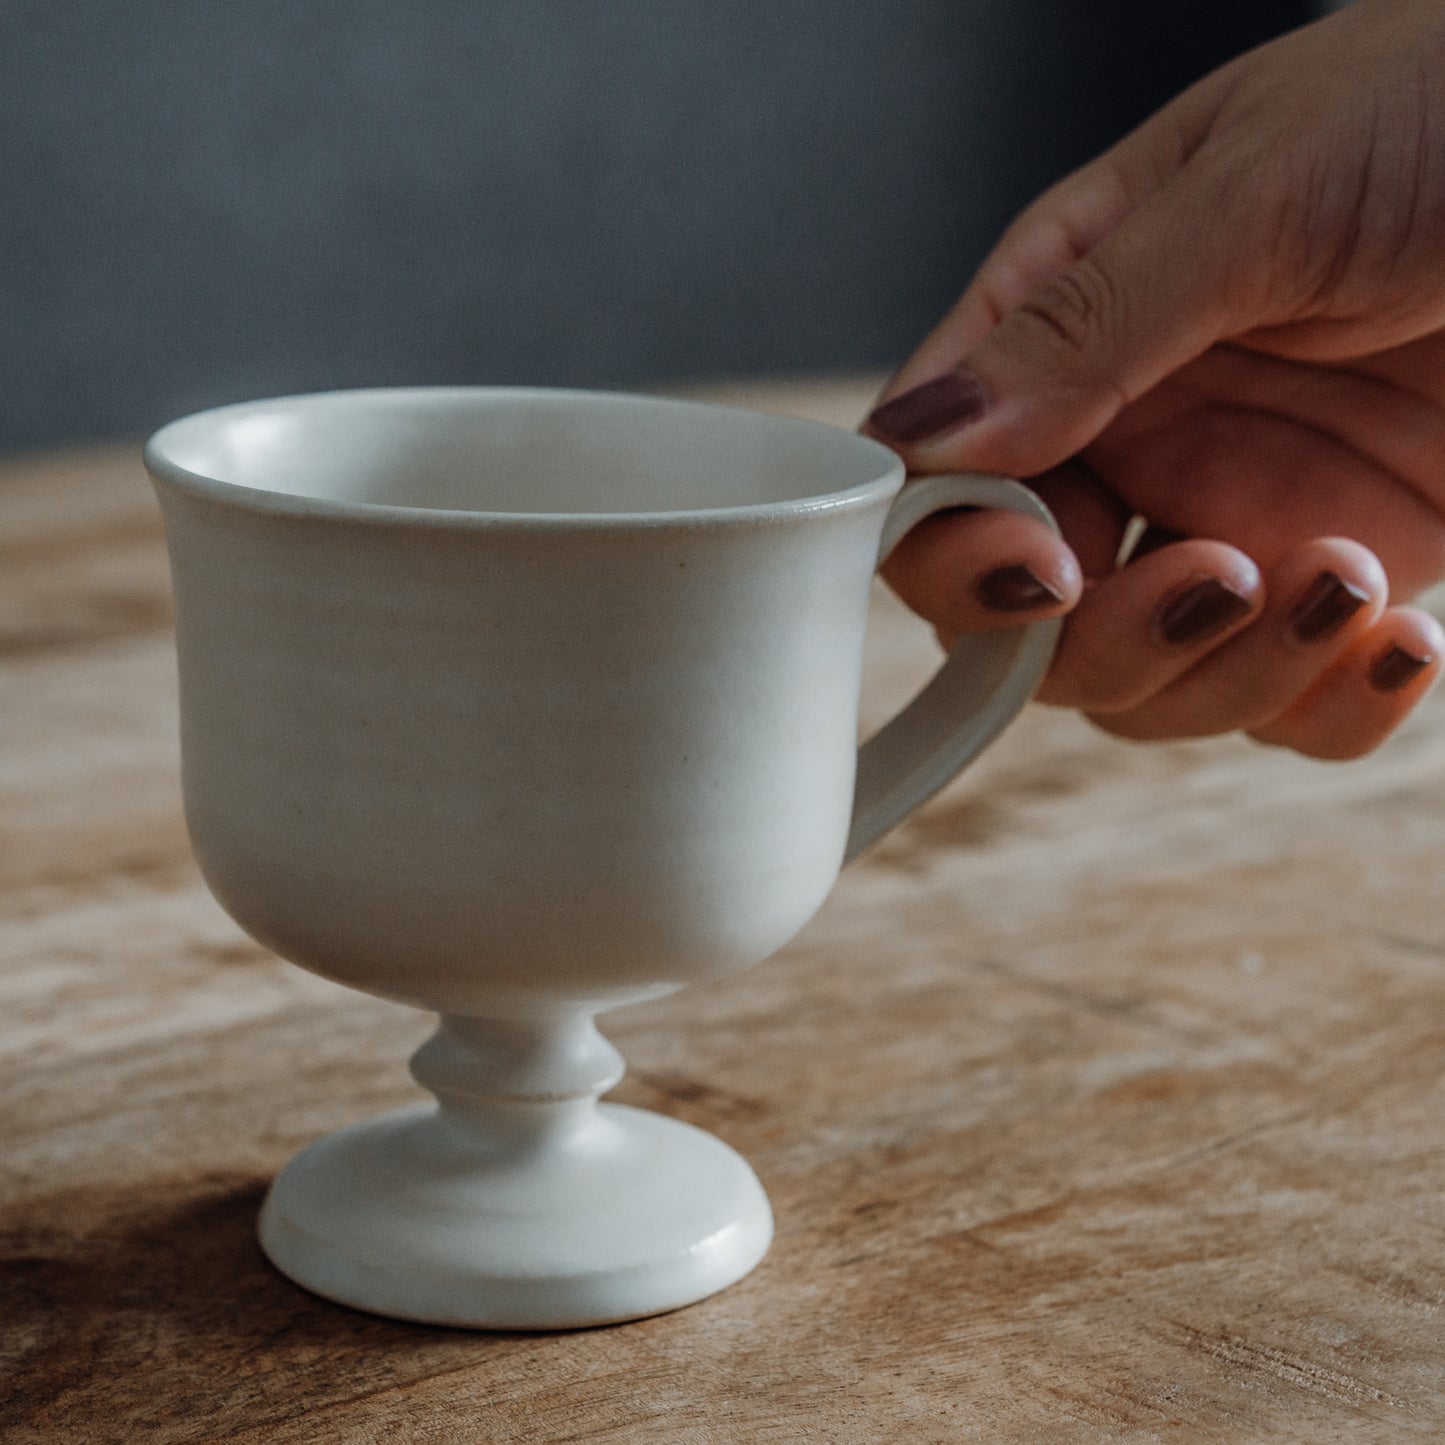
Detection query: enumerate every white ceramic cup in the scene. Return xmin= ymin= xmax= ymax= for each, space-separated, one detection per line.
xmin=145 ymin=386 xmax=1060 ymax=1329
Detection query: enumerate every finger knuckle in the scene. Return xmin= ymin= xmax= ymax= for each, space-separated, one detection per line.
xmin=1039 ymin=622 xmax=1150 ymax=715
xmin=1014 ymin=258 xmax=1121 ymax=364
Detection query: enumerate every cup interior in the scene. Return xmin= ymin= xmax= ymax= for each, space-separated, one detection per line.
xmin=146 ymin=388 xmax=901 ymax=518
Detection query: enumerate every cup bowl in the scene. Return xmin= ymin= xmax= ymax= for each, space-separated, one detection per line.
xmin=148 ymin=390 xmax=899 ymax=1015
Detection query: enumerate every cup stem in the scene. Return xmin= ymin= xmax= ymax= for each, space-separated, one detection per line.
xmin=409 ymin=1010 xmax=626 ymax=1152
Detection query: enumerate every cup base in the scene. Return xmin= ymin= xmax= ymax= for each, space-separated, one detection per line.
xmin=257 ymin=1100 xmax=773 ymax=1329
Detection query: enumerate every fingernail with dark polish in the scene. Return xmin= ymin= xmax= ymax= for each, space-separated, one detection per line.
xmin=1290 ymin=571 xmax=1370 ymax=644
xmin=1154 ymin=577 xmax=1254 ymax=646
xmin=865 ymin=370 xmax=990 ymax=445
xmin=975 ymin=563 xmax=1065 ymax=613
xmin=1370 ymin=644 xmax=1433 ymax=693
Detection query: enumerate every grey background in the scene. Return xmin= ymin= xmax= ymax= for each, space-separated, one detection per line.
xmin=1 ymin=1 xmax=1313 ymax=453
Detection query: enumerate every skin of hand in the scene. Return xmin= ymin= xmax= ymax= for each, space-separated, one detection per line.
xmin=864 ymin=0 xmax=1445 ymax=759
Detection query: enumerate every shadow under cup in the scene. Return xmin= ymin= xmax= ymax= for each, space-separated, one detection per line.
xmin=144 ymin=387 xmax=908 ymax=1015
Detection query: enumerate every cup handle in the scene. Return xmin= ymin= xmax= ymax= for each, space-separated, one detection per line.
xmin=845 ymin=474 xmax=1063 ymax=863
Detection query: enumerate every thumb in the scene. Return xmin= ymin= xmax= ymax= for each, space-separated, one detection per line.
xmin=865 ymin=163 xmax=1258 ymax=477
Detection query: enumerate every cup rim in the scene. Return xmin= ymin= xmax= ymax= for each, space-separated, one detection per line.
xmin=143 ymin=385 xmax=907 ymax=530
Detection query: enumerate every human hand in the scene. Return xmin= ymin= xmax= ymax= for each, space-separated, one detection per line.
xmin=865 ymin=0 xmax=1445 ymax=758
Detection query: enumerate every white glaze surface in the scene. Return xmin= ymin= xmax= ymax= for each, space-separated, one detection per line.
xmin=146 ymin=387 xmax=1057 ymax=1328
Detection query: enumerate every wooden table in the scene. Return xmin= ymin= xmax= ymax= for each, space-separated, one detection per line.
xmin=4 ymin=378 xmax=1444 ymax=1443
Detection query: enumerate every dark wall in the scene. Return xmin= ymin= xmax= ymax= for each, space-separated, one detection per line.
xmin=0 ymin=1 xmax=1313 ymax=451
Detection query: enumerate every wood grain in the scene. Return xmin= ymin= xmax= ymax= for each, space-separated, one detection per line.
xmin=3 ymin=384 xmax=1444 ymax=1443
